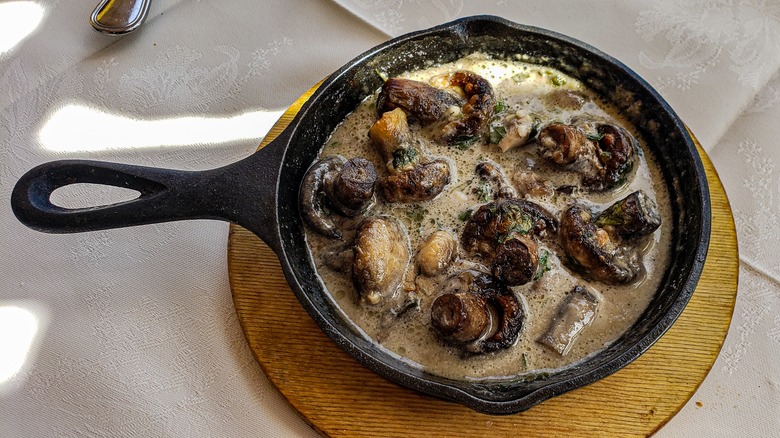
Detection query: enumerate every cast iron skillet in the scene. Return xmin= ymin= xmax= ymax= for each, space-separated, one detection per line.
xmin=11 ymin=15 xmax=710 ymax=414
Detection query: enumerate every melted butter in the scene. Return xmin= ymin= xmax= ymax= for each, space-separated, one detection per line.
xmin=304 ymin=54 xmax=673 ymax=381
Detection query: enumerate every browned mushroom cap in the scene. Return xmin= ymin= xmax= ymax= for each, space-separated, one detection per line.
xmin=325 ymin=157 xmax=378 ymax=216
xmin=300 ymin=156 xmax=377 ymax=238
xmin=491 ymin=235 xmax=539 ymax=286
xmin=559 ymin=204 xmax=638 ymax=284
xmin=595 ymin=190 xmax=661 ymax=240
xmin=352 ymin=217 xmax=410 ymax=305
xmin=379 ymin=159 xmax=450 ymax=203
xmin=462 ymin=198 xmax=558 ymax=257
xmin=583 ymin=124 xmax=636 ymax=190
xmin=377 ymin=78 xmax=464 ymax=125
xmin=430 ymin=270 xmax=524 ymax=354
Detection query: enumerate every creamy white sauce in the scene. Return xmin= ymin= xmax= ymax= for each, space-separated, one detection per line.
xmin=304 ymin=54 xmax=672 ymax=381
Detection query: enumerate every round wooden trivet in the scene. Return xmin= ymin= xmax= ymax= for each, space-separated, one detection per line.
xmin=228 ymin=87 xmax=738 ymax=437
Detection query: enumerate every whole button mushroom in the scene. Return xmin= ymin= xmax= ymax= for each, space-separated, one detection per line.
xmin=559 ymin=190 xmax=661 ymax=284
xmin=461 ymin=199 xmax=558 ymax=286
xmin=352 ymin=216 xmax=410 ymax=305
xmin=369 ymin=108 xmax=451 ymax=203
xmin=300 ymin=155 xmax=378 ymax=238
xmin=416 ymin=230 xmax=457 ymax=277
xmin=430 ymin=270 xmax=525 ymax=354
xmin=325 ymin=157 xmax=378 ymax=216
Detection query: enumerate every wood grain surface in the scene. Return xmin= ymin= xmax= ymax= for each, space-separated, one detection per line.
xmin=228 ymin=87 xmax=738 ymax=437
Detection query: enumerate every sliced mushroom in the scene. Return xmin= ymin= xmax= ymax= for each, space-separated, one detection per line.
xmin=430 ymin=270 xmax=524 ymax=354
xmin=417 ymin=230 xmax=457 ymax=277
xmin=559 ymin=203 xmax=639 ymax=284
xmin=538 ymin=285 xmax=602 ymax=356
xmin=352 ymin=217 xmax=410 ymax=305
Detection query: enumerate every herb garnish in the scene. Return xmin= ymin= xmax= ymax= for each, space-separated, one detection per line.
xmin=452 ymin=135 xmax=479 ymax=151
xmin=458 ymin=208 xmax=473 ymax=221
xmin=587 ymin=132 xmax=605 ymax=142
xmin=488 ymin=123 xmax=507 ymax=144
xmin=406 ymin=204 xmax=427 ymax=225
xmin=595 ymin=204 xmax=625 ymax=227
xmin=487 ymin=100 xmax=508 ymax=144
xmin=474 ymin=179 xmax=493 ymax=202
xmin=533 ymin=249 xmax=552 ymax=280
xmin=392 ymin=147 xmax=418 ymax=169
xmin=550 ymin=75 xmax=566 ymax=86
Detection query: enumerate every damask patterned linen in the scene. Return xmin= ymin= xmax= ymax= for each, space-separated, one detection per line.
xmin=1 ymin=0 xmax=778 ymax=436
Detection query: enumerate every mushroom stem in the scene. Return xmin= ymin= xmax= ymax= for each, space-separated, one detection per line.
xmin=327 ymin=157 xmax=378 ymax=216
xmin=431 ymin=292 xmax=490 ymax=343
xmin=491 ymin=235 xmax=539 ymax=286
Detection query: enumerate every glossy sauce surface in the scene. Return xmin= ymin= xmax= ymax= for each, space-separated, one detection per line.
xmin=304 ymin=54 xmax=672 ymax=380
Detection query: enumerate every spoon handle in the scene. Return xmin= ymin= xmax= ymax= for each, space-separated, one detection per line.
xmin=90 ymin=0 xmax=151 ymax=35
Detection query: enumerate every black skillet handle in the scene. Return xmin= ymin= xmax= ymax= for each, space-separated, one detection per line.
xmin=11 ymin=134 xmax=287 ymax=252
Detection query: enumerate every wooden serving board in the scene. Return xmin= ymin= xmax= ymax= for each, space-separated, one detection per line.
xmin=228 ymin=87 xmax=738 ymax=437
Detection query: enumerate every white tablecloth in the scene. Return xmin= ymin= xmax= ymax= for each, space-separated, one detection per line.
xmin=1 ymin=1 xmax=778 ymax=436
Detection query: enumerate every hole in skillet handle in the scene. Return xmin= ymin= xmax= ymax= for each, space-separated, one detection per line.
xmin=270 ymin=15 xmax=710 ymax=415
xmin=50 ymin=184 xmax=142 ymax=209
xmin=11 ymin=160 xmax=173 ymax=233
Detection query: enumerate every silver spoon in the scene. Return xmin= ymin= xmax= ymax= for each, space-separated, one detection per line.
xmin=90 ymin=0 xmax=151 ymax=35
